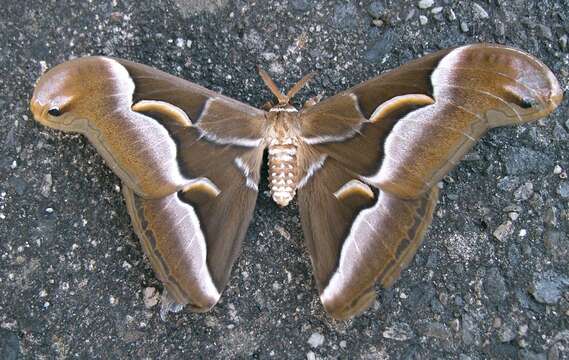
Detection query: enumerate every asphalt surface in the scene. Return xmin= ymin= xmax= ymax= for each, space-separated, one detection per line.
xmin=1 ymin=0 xmax=568 ymax=358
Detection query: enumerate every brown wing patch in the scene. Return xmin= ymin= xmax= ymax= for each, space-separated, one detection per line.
xmin=298 ymin=156 xmax=377 ymax=292
xmin=300 ymin=93 xmax=366 ymax=144
xmin=115 ymin=58 xmax=265 ymax=123
xmin=309 ymin=94 xmax=435 ymax=179
xmin=320 ymin=187 xmax=439 ymax=320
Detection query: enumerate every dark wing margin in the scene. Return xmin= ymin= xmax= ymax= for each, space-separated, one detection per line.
xmin=297 ymin=44 xmax=562 ymax=319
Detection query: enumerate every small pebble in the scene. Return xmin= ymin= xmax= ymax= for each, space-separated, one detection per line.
xmin=492 ymin=317 xmax=502 ymax=328
xmin=382 ymin=322 xmax=414 ymax=341
xmin=557 ymin=182 xmax=569 ymax=199
xmin=498 ymin=325 xmax=516 ymax=342
xmin=421 ymin=322 xmax=451 ymax=340
xmin=450 ymin=319 xmax=460 ymax=332
xmin=372 ymin=19 xmax=384 ymax=27
xmin=274 ymin=225 xmax=291 ymax=240
xmin=419 ymin=15 xmax=428 ymax=25
xmin=493 ymin=221 xmax=513 ymax=241
xmin=472 ymin=3 xmax=489 ymax=19
xmin=518 ymin=324 xmax=528 ymax=337
xmin=446 ymin=8 xmax=456 ymax=21
xmin=308 ymin=333 xmax=325 ymax=348
xmin=559 ymin=34 xmax=568 ymax=51
xmin=514 ymin=182 xmax=534 ymax=201
xmin=40 ymin=174 xmax=52 ymax=198
xmin=418 ymin=0 xmax=434 ymax=9
xmin=367 ymin=1 xmax=385 ymax=18
xmin=143 ymin=287 xmax=159 ymax=308
xmin=529 ymin=271 xmax=569 ymax=304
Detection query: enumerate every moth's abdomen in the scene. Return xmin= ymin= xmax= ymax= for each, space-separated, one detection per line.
xmin=268 ymin=139 xmax=298 ymax=207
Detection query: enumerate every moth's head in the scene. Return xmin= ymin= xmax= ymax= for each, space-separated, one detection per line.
xmin=257 ymin=66 xmax=315 ymax=111
xmin=30 ymin=57 xmax=133 ymax=132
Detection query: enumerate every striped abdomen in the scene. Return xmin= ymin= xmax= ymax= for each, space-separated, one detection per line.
xmin=268 ymin=138 xmax=298 ymax=207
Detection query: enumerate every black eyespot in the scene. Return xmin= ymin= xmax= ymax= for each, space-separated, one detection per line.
xmin=519 ymin=98 xmax=535 ymax=109
xmin=48 ymin=107 xmax=62 ymax=116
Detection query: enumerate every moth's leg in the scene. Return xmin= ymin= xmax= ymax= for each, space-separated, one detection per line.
xmin=303 ymin=94 xmax=323 ymax=108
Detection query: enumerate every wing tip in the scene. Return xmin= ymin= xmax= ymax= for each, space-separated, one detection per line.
xmin=320 ymin=287 xmax=376 ymax=320
xmin=159 ymin=287 xmax=221 ymax=320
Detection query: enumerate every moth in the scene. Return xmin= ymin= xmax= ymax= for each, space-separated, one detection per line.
xmin=30 ymin=44 xmax=562 ymax=320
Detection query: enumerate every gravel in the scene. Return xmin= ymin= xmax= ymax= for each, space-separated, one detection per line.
xmin=0 ymin=329 xmax=19 ymax=360
xmin=1 ymin=0 xmax=568 ymax=358
xmin=484 ymin=267 xmax=507 ymax=304
xmin=501 ymin=147 xmax=554 ymax=176
xmin=529 ymin=271 xmax=569 ymax=305
xmin=382 ymin=322 xmax=414 ymax=341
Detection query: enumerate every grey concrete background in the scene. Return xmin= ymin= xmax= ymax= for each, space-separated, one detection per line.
xmin=1 ymin=0 xmax=568 ymax=358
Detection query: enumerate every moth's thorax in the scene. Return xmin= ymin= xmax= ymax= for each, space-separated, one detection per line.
xmin=266 ymin=106 xmax=301 ymax=207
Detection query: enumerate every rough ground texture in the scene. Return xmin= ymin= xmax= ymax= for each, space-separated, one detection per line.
xmin=1 ymin=0 xmax=568 ymax=358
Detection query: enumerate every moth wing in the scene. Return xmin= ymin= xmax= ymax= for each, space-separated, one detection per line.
xmin=297 ymin=156 xmax=438 ymax=320
xmin=297 ymin=44 xmax=562 ymax=319
xmin=117 ymin=60 xmax=266 ymax=314
xmin=122 ymin=143 xmax=260 ymax=315
xmin=32 ymin=57 xmax=266 ymax=313
xmin=301 ymin=43 xmax=562 ymax=198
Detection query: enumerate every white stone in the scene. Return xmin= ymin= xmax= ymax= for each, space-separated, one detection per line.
xmin=308 ymin=332 xmax=325 ymax=348
xmin=418 ymin=0 xmax=434 ymax=9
